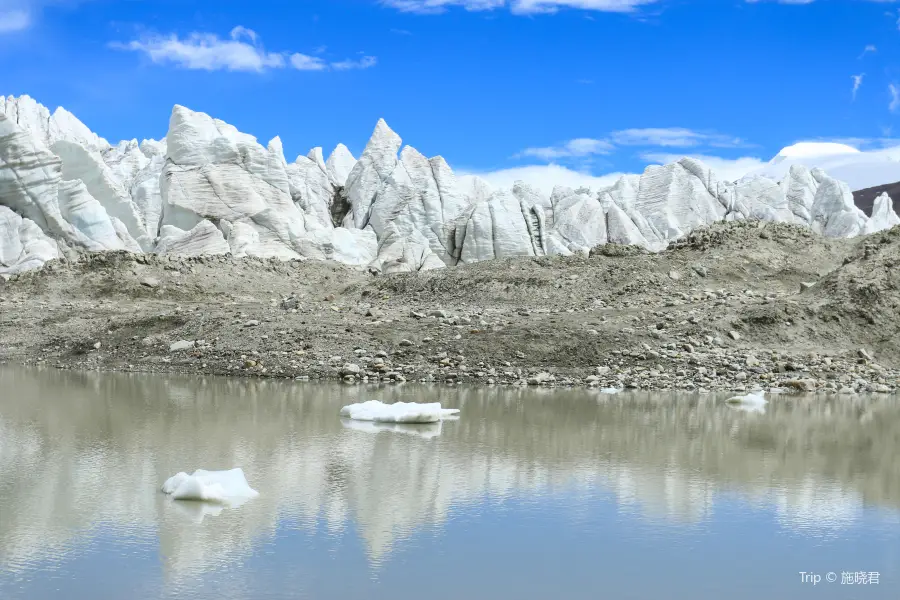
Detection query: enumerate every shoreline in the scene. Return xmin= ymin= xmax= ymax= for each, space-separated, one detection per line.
xmin=2 ymin=221 xmax=899 ymax=395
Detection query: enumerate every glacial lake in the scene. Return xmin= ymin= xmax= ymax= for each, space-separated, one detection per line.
xmin=0 ymin=367 xmax=898 ymax=599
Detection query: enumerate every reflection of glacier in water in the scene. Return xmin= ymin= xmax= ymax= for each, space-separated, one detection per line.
xmin=1 ymin=367 xmax=899 ymax=581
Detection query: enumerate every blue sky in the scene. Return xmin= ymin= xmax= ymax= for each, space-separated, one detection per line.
xmin=2 ymin=0 xmax=900 ymax=189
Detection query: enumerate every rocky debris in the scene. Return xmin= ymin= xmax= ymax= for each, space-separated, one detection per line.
xmin=0 ymin=220 xmax=898 ymax=393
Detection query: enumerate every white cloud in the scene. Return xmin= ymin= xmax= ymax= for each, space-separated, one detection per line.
xmin=611 ymin=127 xmax=746 ymax=148
xmin=852 ymin=74 xmax=864 ymax=101
xmin=460 ymin=164 xmax=628 ymax=195
xmin=0 ymin=9 xmax=29 ymax=33
xmin=640 ymin=152 xmax=766 ymax=182
xmin=890 ymin=84 xmax=900 ymax=113
xmin=380 ymin=0 xmax=658 ymax=15
xmin=289 ymin=53 xmax=327 ymax=71
xmin=113 ymin=27 xmax=376 ymax=73
xmin=859 ymin=44 xmax=877 ymax=58
xmin=331 ymin=55 xmax=378 ymax=70
xmin=517 ymin=138 xmax=614 ymax=160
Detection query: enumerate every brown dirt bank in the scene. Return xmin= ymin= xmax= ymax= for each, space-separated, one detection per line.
xmin=1 ymin=220 xmax=898 ymax=393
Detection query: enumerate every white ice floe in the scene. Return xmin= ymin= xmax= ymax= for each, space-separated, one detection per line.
xmin=161 ymin=468 xmax=259 ymax=504
xmin=341 ymin=418 xmax=444 ymax=439
xmin=599 ymin=387 xmax=622 ymax=395
xmin=725 ymin=390 xmax=768 ymax=414
xmin=339 ymin=400 xmax=459 ymax=424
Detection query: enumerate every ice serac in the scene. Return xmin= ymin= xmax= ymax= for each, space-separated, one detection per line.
xmin=630 ymin=159 xmax=728 ymax=248
xmin=0 ymin=111 xmax=128 ymax=252
xmin=808 ymin=171 xmax=867 ymax=238
xmin=2 ymin=93 xmax=898 ymax=275
xmin=326 ymin=143 xmax=356 ymax=187
xmin=157 ymin=221 xmax=230 ymax=257
xmin=159 ymin=105 xmax=373 ymax=264
xmin=52 ymin=140 xmax=153 ymax=250
xmin=343 ymin=119 xmax=402 ymax=230
xmin=0 ymin=206 xmax=59 ymax=275
xmin=454 ymin=188 xmax=545 ymax=264
xmin=549 ymin=186 xmax=608 ymax=253
xmin=130 ymin=141 xmax=166 ymax=243
xmin=0 ymin=95 xmax=109 ymax=152
xmin=863 ymin=193 xmax=900 ymax=234
xmin=286 ymin=152 xmax=337 ymax=228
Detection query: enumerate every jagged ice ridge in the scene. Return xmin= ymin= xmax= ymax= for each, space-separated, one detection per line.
xmin=2 ymin=94 xmax=899 ymax=276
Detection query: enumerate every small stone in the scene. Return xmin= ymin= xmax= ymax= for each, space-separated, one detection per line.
xmin=169 ymin=340 xmax=195 ymax=352
xmin=244 ymin=320 xmax=260 ymax=328
xmin=340 ymin=363 xmax=361 ymax=377
xmin=92 ymin=342 xmax=102 ymax=350
xmin=858 ymin=348 xmax=873 ymax=361
xmin=785 ymin=378 xmax=817 ymax=393
xmin=692 ymin=264 xmax=708 ymax=277
xmin=399 ymin=339 xmax=414 ymax=347
xmin=800 ymin=282 xmax=815 ymax=292
xmin=728 ymin=330 xmax=741 ymax=341
xmin=429 ymin=309 xmax=448 ymax=318
xmin=527 ymin=372 xmax=552 ymax=386
xmin=140 ymin=277 xmax=160 ymax=289
xmin=668 ymin=270 xmax=681 ymax=281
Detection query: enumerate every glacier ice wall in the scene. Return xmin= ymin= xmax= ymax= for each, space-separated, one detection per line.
xmin=1 ymin=94 xmax=898 ymax=276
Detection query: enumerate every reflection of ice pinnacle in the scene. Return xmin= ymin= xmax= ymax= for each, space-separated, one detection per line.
xmin=341 ymin=419 xmax=444 ymax=439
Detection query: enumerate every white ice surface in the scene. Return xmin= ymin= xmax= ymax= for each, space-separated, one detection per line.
xmin=339 ymin=400 xmax=460 ymax=424
xmin=161 ymin=468 xmax=259 ymax=504
xmin=725 ymin=390 xmax=768 ymax=414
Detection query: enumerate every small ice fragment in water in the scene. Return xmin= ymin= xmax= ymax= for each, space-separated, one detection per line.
xmin=161 ymin=468 xmax=259 ymax=504
xmin=725 ymin=390 xmax=768 ymax=413
xmin=599 ymin=387 xmax=622 ymax=394
xmin=339 ymin=400 xmax=459 ymax=424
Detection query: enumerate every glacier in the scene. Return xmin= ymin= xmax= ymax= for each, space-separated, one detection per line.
xmin=1 ymin=94 xmax=899 ymax=276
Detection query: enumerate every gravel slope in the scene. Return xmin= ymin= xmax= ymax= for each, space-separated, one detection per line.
xmin=1 ymin=220 xmax=898 ymax=393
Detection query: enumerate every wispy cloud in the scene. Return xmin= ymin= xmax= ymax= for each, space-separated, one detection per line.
xmin=331 ymin=55 xmax=378 ymax=70
xmin=891 ymin=84 xmax=900 ymax=113
xmin=390 ymin=28 xmax=413 ymax=35
xmin=852 ymin=73 xmax=864 ymax=101
xmin=380 ymin=0 xmax=658 ymax=15
xmin=517 ymin=138 xmax=614 ymax=160
xmin=858 ymin=44 xmax=877 ymax=59
xmin=112 ymin=27 xmax=377 ymax=73
xmin=611 ymin=127 xmax=747 ymax=148
xmin=0 ymin=9 xmax=29 ymax=33
xmin=460 ymin=164 xmax=627 ymax=195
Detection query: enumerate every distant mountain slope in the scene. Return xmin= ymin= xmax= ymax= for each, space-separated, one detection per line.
xmin=853 ymin=181 xmax=900 ymax=217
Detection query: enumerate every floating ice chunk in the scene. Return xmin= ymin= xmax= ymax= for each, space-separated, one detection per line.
xmin=161 ymin=468 xmax=259 ymax=504
xmin=725 ymin=390 xmax=768 ymax=413
xmin=599 ymin=387 xmax=622 ymax=395
xmin=341 ymin=418 xmax=444 ymax=439
xmin=339 ymin=400 xmax=459 ymax=424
